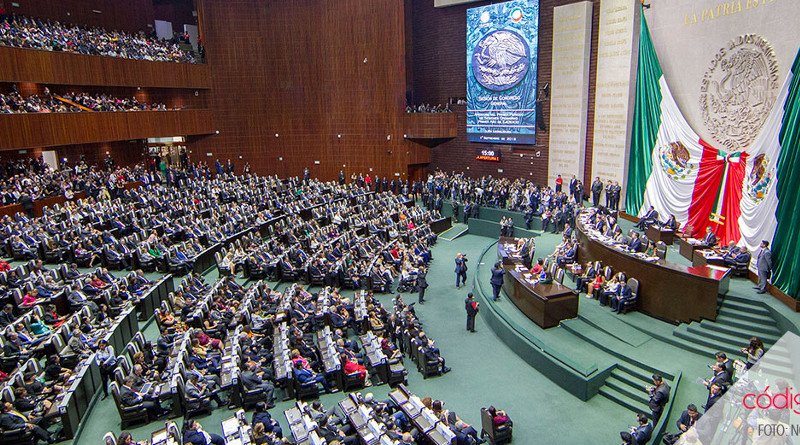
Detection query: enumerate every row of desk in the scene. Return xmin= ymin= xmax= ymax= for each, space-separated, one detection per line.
xmin=576 ymin=211 xmax=730 ymax=323
xmin=54 ymin=306 xmax=139 ymax=439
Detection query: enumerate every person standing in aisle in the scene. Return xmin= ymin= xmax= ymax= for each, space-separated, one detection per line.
xmin=490 ymin=262 xmax=505 ymax=301
xmin=465 ymin=292 xmax=479 ymax=333
xmin=417 ymin=267 xmax=428 ymax=304
xmin=454 ymin=253 xmax=468 ymax=289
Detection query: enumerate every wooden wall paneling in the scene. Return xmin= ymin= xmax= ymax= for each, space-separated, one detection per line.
xmin=0 ymin=110 xmax=214 ymax=150
xmin=193 ymin=0 xmax=413 ymax=181
xmin=0 ymin=47 xmax=211 ymax=88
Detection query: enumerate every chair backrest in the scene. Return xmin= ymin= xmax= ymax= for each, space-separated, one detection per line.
xmin=628 ymin=278 xmax=639 ymax=296
xmin=604 ymin=266 xmax=613 ymax=280
xmin=166 ymin=421 xmax=181 ymax=443
xmin=555 ymin=269 xmax=565 ymax=284
xmin=103 ymin=432 xmax=117 ymax=445
xmin=110 ymin=382 xmax=123 ymax=409
xmin=480 ymin=409 xmax=495 ymax=438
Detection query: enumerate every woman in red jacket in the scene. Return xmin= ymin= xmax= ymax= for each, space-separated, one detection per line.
xmin=340 ymin=353 xmax=372 ymax=387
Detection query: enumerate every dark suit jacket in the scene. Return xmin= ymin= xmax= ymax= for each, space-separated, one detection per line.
xmin=465 ymin=299 xmax=478 ymax=317
xmin=184 ymin=429 xmax=212 ymax=445
xmin=0 ymin=411 xmax=27 ymax=430
xmin=703 ymin=232 xmax=717 ymax=246
xmin=240 ymin=370 xmax=264 ymax=390
xmin=119 ymin=385 xmax=142 ymax=406
xmin=632 ymin=423 xmax=653 ymax=444
xmin=648 ymin=383 xmax=670 ymax=411
xmin=490 ymin=268 xmax=505 ymax=286
xmin=417 ymin=271 xmax=428 ymax=289
xmin=454 ymin=258 xmax=467 ymax=273
xmin=676 ymin=409 xmax=701 ymax=430
xmin=628 ymin=238 xmax=642 ymax=251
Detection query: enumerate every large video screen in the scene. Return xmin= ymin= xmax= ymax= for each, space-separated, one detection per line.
xmin=467 ymin=0 xmax=539 ymax=145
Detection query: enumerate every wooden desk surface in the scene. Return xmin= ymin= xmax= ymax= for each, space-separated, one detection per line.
xmin=576 ymin=213 xmax=729 ymax=323
xmin=499 ymin=259 xmax=578 ymax=329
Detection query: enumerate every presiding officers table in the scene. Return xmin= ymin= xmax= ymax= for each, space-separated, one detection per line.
xmin=575 ymin=210 xmax=730 ymax=323
xmin=497 ymin=238 xmax=578 ymax=328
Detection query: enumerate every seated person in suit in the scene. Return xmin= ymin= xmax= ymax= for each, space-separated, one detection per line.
xmin=420 ymin=333 xmax=451 ymax=374
xmin=635 ymin=206 xmax=659 ymax=230
xmin=609 ymin=280 xmax=633 ymax=313
xmin=724 ymin=247 xmax=750 ymax=267
xmin=293 ymin=360 xmax=335 ymax=394
xmin=0 ymin=401 xmax=53 ymax=444
xmin=574 ymin=262 xmax=598 ymax=293
xmin=621 ymin=414 xmax=653 ymax=445
xmin=251 ymin=401 xmax=283 ymax=438
xmin=118 ymin=375 xmax=166 ymax=420
xmin=626 ymin=232 xmax=642 ymax=252
xmin=702 ymin=361 xmax=731 ymax=393
xmin=662 ymin=213 xmax=679 ymax=231
xmin=185 ymin=373 xmax=224 ymax=409
xmin=183 ymin=419 xmax=225 ymax=445
xmin=698 ymin=226 xmax=717 ymax=247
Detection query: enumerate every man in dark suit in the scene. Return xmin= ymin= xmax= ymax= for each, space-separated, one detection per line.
xmin=573 ymin=180 xmax=584 ymax=207
xmin=417 ymin=267 xmax=428 ymax=304
xmin=675 ymin=404 xmax=702 ymax=437
xmin=715 ymin=352 xmax=734 ymax=378
xmin=119 ymin=376 xmax=164 ymax=419
xmin=702 ymin=363 xmax=730 ymax=394
xmin=183 ymin=419 xmax=225 ymax=445
xmin=251 ymin=402 xmax=282 ymax=438
xmin=591 ymin=177 xmax=603 ymax=206
xmin=756 ymin=240 xmax=772 ymax=294
xmin=646 ymin=374 xmax=670 ymax=423
xmin=0 ymin=304 xmax=14 ymax=327
xmin=490 ymin=262 xmax=505 ymax=301
xmin=611 ymin=181 xmax=621 ymax=210
xmin=454 ymin=253 xmax=468 ymax=289
xmin=186 ymin=373 xmax=223 ymax=409
xmin=611 ymin=281 xmax=633 ymax=313
xmin=635 ymin=206 xmax=659 ymax=230
xmin=0 ymin=401 xmax=52 ymax=444
xmin=240 ymin=362 xmax=276 ymax=407
xmin=704 ymin=383 xmax=723 ymax=412
xmin=465 ymin=292 xmax=478 ymax=333
xmin=627 ymin=232 xmax=642 ymax=252
xmin=627 ymin=414 xmax=653 ymax=445
xmin=699 ymin=226 xmax=717 ymax=247
xmin=524 ymin=206 xmax=535 ymax=229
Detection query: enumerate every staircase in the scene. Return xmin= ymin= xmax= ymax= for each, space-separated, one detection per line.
xmin=560 ymin=318 xmax=678 ymax=421
xmin=672 ymin=294 xmax=782 ymax=358
xmin=599 ymin=364 xmax=677 ymax=420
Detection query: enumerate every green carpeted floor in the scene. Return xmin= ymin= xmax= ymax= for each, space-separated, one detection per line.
xmin=53 ymin=220 xmax=800 ymax=444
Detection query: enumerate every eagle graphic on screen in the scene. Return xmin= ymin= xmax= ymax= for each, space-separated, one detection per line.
xmin=472 ymin=29 xmax=529 ymax=91
xmin=476 ymin=31 xmax=526 ymax=70
xmin=669 ymin=141 xmax=690 ymax=169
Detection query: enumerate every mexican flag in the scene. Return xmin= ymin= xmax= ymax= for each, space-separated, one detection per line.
xmin=625 ymin=5 xmax=800 ymax=298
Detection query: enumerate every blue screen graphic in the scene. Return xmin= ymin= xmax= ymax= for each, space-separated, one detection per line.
xmin=467 ymin=0 xmax=539 ymax=145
